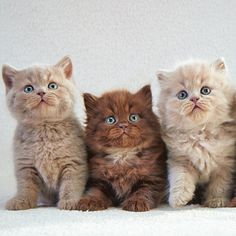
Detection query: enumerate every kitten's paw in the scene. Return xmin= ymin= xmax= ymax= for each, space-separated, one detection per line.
xmin=6 ymin=196 xmax=37 ymax=210
xmin=57 ymin=199 xmax=80 ymax=210
xmin=77 ymin=198 xmax=109 ymax=211
xmin=122 ymin=198 xmax=151 ymax=212
xmin=204 ymin=197 xmax=227 ymax=208
xmin=227 ymin=197 xmax=236 ymax=207
xmin=169 ymin=190 xmax=194 ymax=208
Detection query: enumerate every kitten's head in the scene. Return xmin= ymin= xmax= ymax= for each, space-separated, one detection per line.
xmin=157 ymin=59 xmax=233 ymax=129
xmin=2 ymin=56 xmax=75 ymax=123
xmin=84 ymin=85 xmax=161 ymax=153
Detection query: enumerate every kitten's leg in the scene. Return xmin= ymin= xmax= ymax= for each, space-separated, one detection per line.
xmin=204 ymin=166 xmax=233 ymax=208
xmin=58 ymin=164 xmax=87 ymax=210
xmin=122 ymin=185 xmax=157 ymax=212
xmin=6 ymin=166 xmax=40 ymax=210
xmin=77 ymin=186 xmax=113 ymax=211
xmin=168 ymin=160 xmax=198 ymax=208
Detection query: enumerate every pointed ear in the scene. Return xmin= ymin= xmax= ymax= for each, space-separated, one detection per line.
xmin=156 ymin=70 xmax=171 ymax=88
xmin=83 ymin=93 xmax=98 ymax=117
xmin=2 ymin=64 xmax=17 ymax=93
xmin=212 ymin=58 xmax=226 ymax=72
xmin=136 ymin=85 xmax=152 ymax=108
xmin=56 ymin=56 xmax=73 ymax=79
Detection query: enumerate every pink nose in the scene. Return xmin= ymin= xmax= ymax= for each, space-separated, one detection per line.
xmin=190 ymin=96 xmax=199 ymax=104
xmin=37 ymin=91 xmax=46 ymax=97
xmin=119 ymin=123 xmax=128 ymax=129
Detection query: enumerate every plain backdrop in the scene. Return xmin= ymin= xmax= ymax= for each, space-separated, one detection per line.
xmin=1 ymin=0 xmax=236 ymax=199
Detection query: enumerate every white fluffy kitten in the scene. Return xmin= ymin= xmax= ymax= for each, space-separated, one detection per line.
xmin=157 ymin=59 xmax=236 ymax=208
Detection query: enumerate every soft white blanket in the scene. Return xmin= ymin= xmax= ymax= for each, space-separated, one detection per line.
xmin=1 ymin=196 xmax=236 ymax=236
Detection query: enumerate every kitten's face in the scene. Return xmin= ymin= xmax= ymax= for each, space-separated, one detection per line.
xmin=2 ymin=56 xmax=75 ymax=123
xmin=157 ymin=59 xmax=232 ymax=127
xmin=84 ymin=85 xmax=159 ymax=152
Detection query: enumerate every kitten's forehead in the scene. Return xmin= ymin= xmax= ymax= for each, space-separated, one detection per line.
xmin=174 ymin=63 xmax=212 ymax=89
xmin=99 ymin=91 xmax=139 ymax=115
xmin=14 ymin=65 xmax=62 ymax=87
xmin=23 ymin=67 xmax=50 ymax=82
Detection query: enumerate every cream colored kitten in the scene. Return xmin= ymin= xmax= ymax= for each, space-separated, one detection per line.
xmin=157 ymin=59 xmax=236 ymax=208
xmin=2 ymin=56 xmax=87 ymax=210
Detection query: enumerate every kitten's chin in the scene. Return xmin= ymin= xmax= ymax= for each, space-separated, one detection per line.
xmin=14 ymin=106 xmax=73 ymax=124
xmin=182 ymin=110 xmax=211 ymax=128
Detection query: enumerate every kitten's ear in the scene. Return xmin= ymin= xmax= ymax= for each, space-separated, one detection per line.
xmin=212 ymin=58 xmax=226 ymax=72
xmin=56 ymin=56 xmax=73 ymax=79
xmin=2 ymin=65 xmax=17 ymax=93
xmin=156 ymin=70 xmax=171 ymax=87
xmin=136 ymin=85 xmax=152 ymax=108
xmin=83 ymin=93 xmax=98 ymax=116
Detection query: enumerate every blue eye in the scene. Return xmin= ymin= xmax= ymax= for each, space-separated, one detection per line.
xmin=177 ymin=90 xmax=188 ymax=100
xmin=24 ymin=85 xmax=34 ymax=93
xmin=48 ymin=82 xmax=58 ymax=90
xmin=105 ymin=116 xmax=116 ymax=125
xmin=129 ymin=114 xmax=140 ymax=123
xmin=200 ymin=86 xmax=211 ymax=95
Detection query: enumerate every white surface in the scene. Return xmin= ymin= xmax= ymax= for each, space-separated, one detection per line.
xmin=0 ymin=197 xmax=236 ymax=236
xmin=1 ymin=1 xmax=236 ymax=235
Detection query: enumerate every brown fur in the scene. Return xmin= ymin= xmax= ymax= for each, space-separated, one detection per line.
xmin=77 ymin=85 xmax=167 ymax=211
xmin=226 ymin=107 xmax=236 ymax=207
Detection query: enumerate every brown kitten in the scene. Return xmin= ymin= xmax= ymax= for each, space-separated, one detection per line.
xmin=2 ymin=56 xmax=87 ymax=210
xmin=77 ymin=85 xmax=167 ymax=212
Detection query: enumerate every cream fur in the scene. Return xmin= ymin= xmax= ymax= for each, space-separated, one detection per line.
xmin=157 ymin=59 xmax=236 ymax=208
xmin=2 ymin=56 xmax=87 ymax=210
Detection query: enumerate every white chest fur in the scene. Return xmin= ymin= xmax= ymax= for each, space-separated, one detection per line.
xmin=165 ymin=127 xmax=235 ymax=176
xmin=105 ymin=148 xmax=139 ymax=165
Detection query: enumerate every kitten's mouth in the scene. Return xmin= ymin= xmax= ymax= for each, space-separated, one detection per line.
xmin=39 ymin=99 xmax=47 ymax=104
xmin=120 ymin=131 xmax=130 ymax=137
xmin=37 ymin=99 xmax=50 ymax=106
xmin=192 ymin=104 xmax=202 ymax=111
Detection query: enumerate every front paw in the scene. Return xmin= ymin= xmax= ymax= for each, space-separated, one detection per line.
xmin=77 ymin=197 xmax=109 ymax=211
xmin=58 ymin=198 xmax=80 ymax=210
xmin=6 ymin=196 xmax=37 ymax=210
xmin=169 ymin=189 xmax=194 ymax=208
xmin=204 ymin=197 xmax=228 ymax=208
xmin=122 ymin=198 xmax=151 ymax=212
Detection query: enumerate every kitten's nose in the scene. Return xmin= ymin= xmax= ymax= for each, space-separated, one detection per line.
xmin=119 ymin=123 xmax=128 ymax=129
xmin=37 ymin=91 xmax=46 ymax=97
xmin=190 ymin=96 xmax=199 ymax=104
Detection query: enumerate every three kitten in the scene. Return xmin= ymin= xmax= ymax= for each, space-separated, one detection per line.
xmin=2 ymin=56 xmax=87 ymax=210
xmin=78 ymin=85 xmax=167 ymax=211
xmin=2 ymin=56 xmax=236 ymax=211
xmin=157 ymin=59 xmax=236 ymax=208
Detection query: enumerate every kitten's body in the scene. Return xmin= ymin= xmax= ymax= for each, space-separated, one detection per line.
xmin=157 ymin=59 xmax=236 ymax=208
xmin=78 ymin=86 xmax=167 ymax=211
xmin=2 ymin=57 xmax=87 ymax=210
xmin=86 ymin=146 xmax=166 ymax=209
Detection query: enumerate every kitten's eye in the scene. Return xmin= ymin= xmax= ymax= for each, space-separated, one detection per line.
xmin=48 ymin=82 xmax=58 ymax=90
xmin=177 ymin=90 xmax=188 ymax=100
xmin=200 ymin=86 xmax=211 ymax=95
xmin=105 ymin=116 xmax=116 ymax=125
xmin=24 ymin=85 xmax=34 ymax=93
xmin=129 ymin=114 xmax=140 ymax=123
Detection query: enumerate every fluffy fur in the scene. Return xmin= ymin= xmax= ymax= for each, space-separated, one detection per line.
xmin=228 ymin=118 xmax=236 ymax=207
xmin=2 ymin=56 xmax=87 ymax=210
xmin=77 ymin=85 xmax=167 ymax=212
xmin=157 ymin=59 xmax=236 ymax=208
